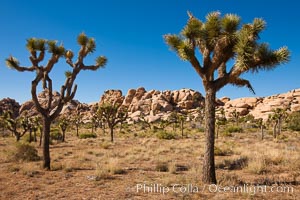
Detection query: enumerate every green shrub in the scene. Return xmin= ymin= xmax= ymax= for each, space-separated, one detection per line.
xmin=50 ymin=129 xmax=62 ymax=140
xmin=79 ymin=133 xmax=97 ymax=139
xmin=287 ymin=111 xmax=300 ymax=131
xmin=225 ymin=126 xmax=243 ymax=133
xmin=156 ymin=131 xmax=176 ymax=140
xmin=14 ymin=143 xmax=40 ymax=162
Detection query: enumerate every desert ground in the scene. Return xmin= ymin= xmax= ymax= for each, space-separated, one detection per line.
xmin=0 ymin=123 xmax=299 ymax=200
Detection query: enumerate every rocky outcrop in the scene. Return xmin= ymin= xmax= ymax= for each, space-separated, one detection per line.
xmin=0 ymin=98 xmax=20 ymax=118
xmin=98 ymin=88 xmax=300 ymax=122
xmin=19 ymin=90 xmax=91 ymax=119
xmin=15 ymin=87 xmax=300 ymax=123
xmin=98 ymin=88 xmax=205 ymax=123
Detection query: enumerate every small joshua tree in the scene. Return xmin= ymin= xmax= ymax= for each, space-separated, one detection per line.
xmin=178 ymin=113 xmax=187 ymax=138
xmin=6 ymin=33 xmax=107 ymax=169
xmin=3 ymin=111 xmax=29 ymax=141
xmin=73 ymin=105 xmax=84 ymax=137
xmin=269 ymin=108 xmax=287 ymax=138
xmin=98 ymin=102 xmax=128 ymax=142
xmin=58 ymin=116 xmax=69 ymax=142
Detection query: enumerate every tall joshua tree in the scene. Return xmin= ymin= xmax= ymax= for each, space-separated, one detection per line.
xmin=164 ymin=11 xmax=290 ymax=183
xmin=6 ymin=33 xmax=107 ymax=169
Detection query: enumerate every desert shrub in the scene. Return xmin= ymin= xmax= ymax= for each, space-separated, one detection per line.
xmin=14 ymin=143 xmax=40 ymax=162
xmin=225 ymin=126 xmax=243 ymax=133
xmin=197 ymin=127 xmax=205 ymax=132
xmin=50 ymin=129 xmax=62 ymax=140
xmin=156 ymin=131 xmax=176 ymax=140
xmin=287 ymin=111 xmax=300 ymax=131
xmin=100 ymin=141 xmax=111 ymax=149
xmin=214 ymin=146 xmax=233 ymax=156
xmin=247 ymin=156 xmax=268 ymax=175
xmin=216 ymin=156 xmax=248 ymax=170
xmin=155 ymin=161 xmax=169 ymax=172
xmin=79 ymin=133 xmax=97 ymax=139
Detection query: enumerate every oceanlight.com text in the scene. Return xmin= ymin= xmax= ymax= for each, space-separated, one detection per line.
xmin=134 ymin=183 xmax=294 ymax=195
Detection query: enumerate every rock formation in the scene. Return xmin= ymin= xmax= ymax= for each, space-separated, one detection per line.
xmin=1 ymin=87 xmax=297 ymax=123
xmin=0 ymin=98 xmax=20 ymax=118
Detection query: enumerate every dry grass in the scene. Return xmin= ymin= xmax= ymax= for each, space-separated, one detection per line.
xmin=0 ymin=126 xmax=299 ymax=199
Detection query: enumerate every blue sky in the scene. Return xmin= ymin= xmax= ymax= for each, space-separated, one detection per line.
xmin=1 ymin=0 xmax=299 ymax=103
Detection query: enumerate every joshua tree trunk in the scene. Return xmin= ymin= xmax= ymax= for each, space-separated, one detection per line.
xmin=202 ymin=87 xmax=217 ymax=184
xmin=42 ymin=117 xmax=51 ymax=170
xmin=76 ymin=125 xmax=79 ymax=137
xmin=62 ymin=130 xmax=65 ymax=142
xmin=29 ymin=130 xmax=32 ymax=143
xmin=110 ymin=126 xmax=114 ymax=142
xmin=261 ymin=125 xmax=264 ymax=140
xmin=39 ymin=127 xmax=43 ymax=147
xmin=180 ymin=120 xmax=184 ymax=138
xmin=273 ymin=121 xmax=278 ymax=139
xmin=16 ymin=134 xmax=21 ymax=142
xmin=33 ymin=130 xmax=37 ymax=142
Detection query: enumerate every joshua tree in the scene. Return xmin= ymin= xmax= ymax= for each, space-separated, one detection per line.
xmin=168 ymin=111 xmax=179 ymax=131
xmin=58 ymin=116 xmax=69 ymax=142
xmin=194 ymin=106 xmax=205 ymax=128
xmin=3 ymin=111 xmax=29 ymax=141
xmin=98 ymin=103 xmax=128 ymax=142
xmin=257 ymin=118 xmax=264 ymax=140
xmin=164 ymin=11 xmax=290 ymax=183
xmin=138 ymin=112 xmax=152 ymax=130
xmin=230 ymin=109 xmax=240 ymax=126
xmin=178 ymin=113 xmax=187 ymax=138
xmin=73 ymin=105 xmax=84 ymax=137
xmin=6 ymin=33 xmax=107 ymax=169
xmin=29 ymin=116 xmax=41 ymax=143
xmin=269 ymin=108 xmax=287 ymax=138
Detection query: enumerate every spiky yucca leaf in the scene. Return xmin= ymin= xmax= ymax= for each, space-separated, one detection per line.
xmin=5 ymin=56 xmax=20 ymax=69
xmin=178 ymin=40 xmax=194 ymax=61
xmin=35 ymin=39 xmax=47 ymax=51
xmin=205 ymin=11 xmax=221 ymax=46
xmin=26 ymin=38 xmax=37 ymax=52
xmin=96 ymin=56 xmax=107 ymax=68
xmin=252 ymin=18 xmax=266 ymax=36
xmin=64 ymin=71 xmax=72 ymax=78
xmin=48 ymin=40 xmax=65 ymax=56
xmin=86 ymin=38 xmax=96 ymax=54
xmin=251 ymin=45 xmax=290 ymax=72
xmin=77 ymin=32 xmax=88 ymax=46
xmin=181 ymin=18 xmax=203 ymax=39
xmin=164 ymin=34 xmax=183 ymax=52
xmin=222 ymin=14 xmax=241 ymax=33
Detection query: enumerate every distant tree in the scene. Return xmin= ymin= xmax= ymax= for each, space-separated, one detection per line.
xmin=6 ymin=33 xmax=107 ymax=169
xmin=138 ymin=112 xmax=152 ymax=130
xmin=164 ymin=11 xmax=290 ymax=183
xmin=58 ymin=116 xmax=69 ymax=142
xmin=230 ymin=109 xmax=240 ymax=126
xmin=269 ymin=108 xmax=287 ymax=138
xmin=178 ymin=113 xmax=187 ymax=138
xmin=3 ymin=111 xmax=29 ymax=141
xmin=73 ymin=105 xmax=84 ymax=137
xmin=98 ymin=103 xmax=128 ymax=142
xmin=256 ymin=118 xmax=264 ymax=140
xmin=194 ymin=106 xmax=205 ymax=128
xmin=168 ymin=111 xmax=179 ymax=131
xmin=31 ymin=116 xmax=41 ymax=143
